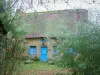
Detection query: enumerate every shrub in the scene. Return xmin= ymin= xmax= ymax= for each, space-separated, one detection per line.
xmin=21 ymin=56 xmax=29 ymax=60
xmin=56 ymin=22 xmax=100 ymax=75
xmin=24 ymin=59 xmax=34 ymax=64
xmin=48 ymin=60 xmax=56 ymax=65
xmin=30 ymin=56 xmax=40 ymax=61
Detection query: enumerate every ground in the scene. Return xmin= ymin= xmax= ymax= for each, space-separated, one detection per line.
xmin=14 ymin=61 xmax=70 ymax=75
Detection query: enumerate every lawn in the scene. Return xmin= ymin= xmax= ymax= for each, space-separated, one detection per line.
xmin=12 ymin=61 xmax=70 ymax=75
xmin=20 ymin=61 xmax=62 ymax=70
xmin=15 ymin=61 xmax=70 ymax=75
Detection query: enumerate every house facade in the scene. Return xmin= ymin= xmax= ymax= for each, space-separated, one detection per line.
xmin=25 ymin=34 xmax=57 ymax=61
xmin=24 ymin=9 xmax=88 ymax=61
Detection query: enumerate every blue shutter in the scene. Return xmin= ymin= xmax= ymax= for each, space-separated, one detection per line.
xmin=29 ymin=46 xmax=36 ymax=55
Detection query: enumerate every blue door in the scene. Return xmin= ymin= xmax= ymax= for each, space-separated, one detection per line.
xmin=29 ymin=46 xmax=36 ymax=55
xmin=40 ymin=46 xmax=48 ymax=61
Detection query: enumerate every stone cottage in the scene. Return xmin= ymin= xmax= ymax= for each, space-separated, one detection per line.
xmin=23 ymin=9 xmax=88 ymax=61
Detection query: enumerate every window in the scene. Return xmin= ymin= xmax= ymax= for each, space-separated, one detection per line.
xmin=53 ymin=46 xmax=58 ymax=55
xmin=41 ymin=38 xmax=47 ymax=42
xmin=68 ymin=47 xmax=75 ymax=54
xmin=29 ymin=46 xmax=36 ymax=55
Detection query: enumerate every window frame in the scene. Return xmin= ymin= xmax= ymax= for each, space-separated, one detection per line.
xmin=28 ymin=46 xmax=37 ymax=55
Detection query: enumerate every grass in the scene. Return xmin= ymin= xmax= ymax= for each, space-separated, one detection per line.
xmin=13 ymin=61 xmax=69 ymax=75
xmin=20 ymin=61 xmax=62 ymax=70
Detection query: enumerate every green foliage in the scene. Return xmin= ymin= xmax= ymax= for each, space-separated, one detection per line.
xmin=29 ymin=56 xmax=40 ymax=61
xmin=21 ymin=56 xmax=29 ymax=60
xmin=46 ymin=20 xmax=100 ymax=75
xmin=21 ymin=56 xmax=40 ymax=61
xmin=24 ymin=59 xmax=34 ymax=64
xmin=0 ymin=0 xmax=27 ymax=75
xmin=58 ymin=22 xmax=100 ymax=75
xmin=48 ymin=59 xmax=56 ymax=65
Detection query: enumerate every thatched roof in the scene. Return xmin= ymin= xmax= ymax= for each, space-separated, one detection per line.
xmin=23 ymin=9 xmax=88 ymax=38
xmin=25 ymin=33 xmax=45 ymax=38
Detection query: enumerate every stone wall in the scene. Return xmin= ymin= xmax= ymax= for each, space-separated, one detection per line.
xmin=25 ymin=38 xmax=56 ymax=59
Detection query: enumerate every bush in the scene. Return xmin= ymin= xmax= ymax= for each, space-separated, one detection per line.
xmin=56 ymin=22 xmax=100 ymax=75
xmin=24 ymin=59 xmax=34 ymax=64
xmin=21 ymin=56 xmax=29 ymax=60
xmin=30 ymin=56 xmax=40 ymax=61
xmin=48 ymin=60 xmax=56 ymax=65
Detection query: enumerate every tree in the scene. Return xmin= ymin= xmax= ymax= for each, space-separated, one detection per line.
xmin=0 ymin=0 xmax=26 ymax=75
xmin=52 ymin=21 xmax=100 ymax=75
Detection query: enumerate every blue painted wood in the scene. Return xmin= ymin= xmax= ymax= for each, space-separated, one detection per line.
xmin=69 ymin=48 xmax=74 ymax=54
xmin=40 ymin=47 xmax=48 ymax=61
xmin=29 ymin=46 xmax=36 ymax=55
xmin=68 ymin=48 xmax=76 ymax=55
